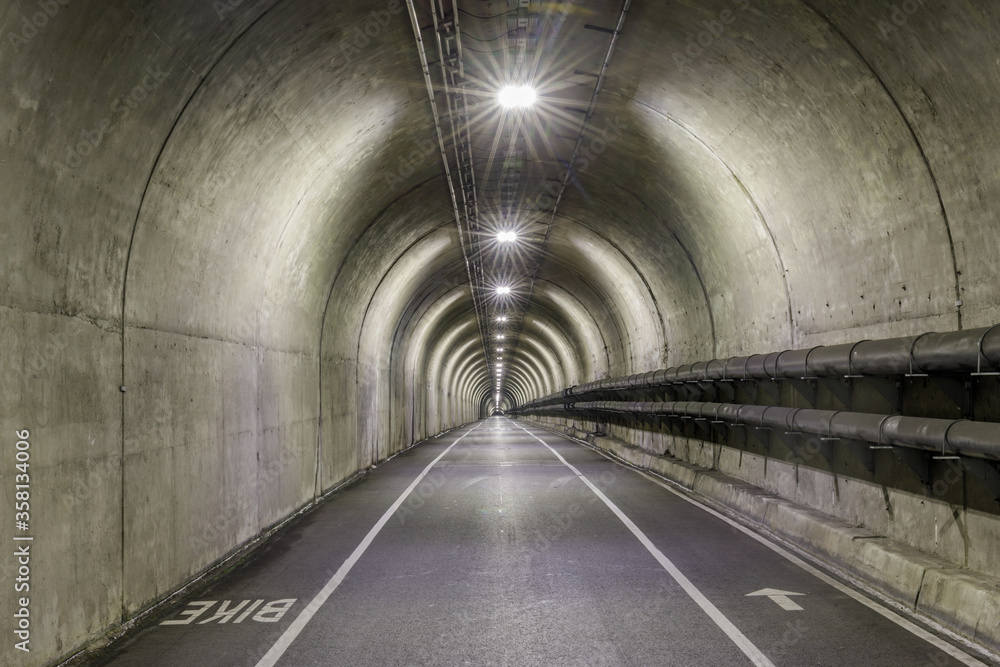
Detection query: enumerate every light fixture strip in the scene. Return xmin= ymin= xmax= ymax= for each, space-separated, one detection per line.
xmin=489 ymin=1 xmax=631 ymax=409
xmin=474 ymin=5 xmax=540 ymax=407
xmin=513 ymin=1 xmax=632 ymax=404
xmin=409 ymin=0 xmax=505 ymax=403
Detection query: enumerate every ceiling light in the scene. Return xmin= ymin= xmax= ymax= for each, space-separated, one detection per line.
xmin=495 ymin=286 xmax=511 ymax=296
xmin=497 ymin=231 xmax=517 ymax=243
xmin=496 ymin=334 xmax=505 ymax=339
xmin=497 ymin=315 xmax=508 ymax=322
xmin=499 ymin=85 xmax=536 ymax=109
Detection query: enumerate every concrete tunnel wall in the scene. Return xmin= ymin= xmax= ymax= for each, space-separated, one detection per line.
xmin=3 ymin=0 xmax=1000 ymax=664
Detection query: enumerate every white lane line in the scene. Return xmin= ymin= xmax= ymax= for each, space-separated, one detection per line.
xmin=254 ymin=422 xmax=482 ymax=667
xmin=629 ymin=468 xmax=991 ymax=667
xmin=547 ymin=426 xmax=990 ymax=667
xmin=511 ymin=421 xmax=776 ymax=667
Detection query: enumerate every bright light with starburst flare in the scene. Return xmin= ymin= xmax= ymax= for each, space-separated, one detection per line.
xmin=498 ymin=85 xmax=536 ymax=109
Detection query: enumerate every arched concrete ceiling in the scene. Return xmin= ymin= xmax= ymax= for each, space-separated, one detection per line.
xmin=5 ymin=2 xmax=1000 ymax=656
xmin=521 ymin=315 xmax=586 ymax=385
xmin=8 ymin=0 xmax=994 ymax=420
xmin=605 ymin=0 xmax=976 ymax=349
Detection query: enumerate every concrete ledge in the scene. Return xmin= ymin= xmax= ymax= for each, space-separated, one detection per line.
xmin=694 ymin=471 xmax=778 ymax=524
xmin=534 ymin=420 xmax=1000 ymax=656
xmin=850 ymin=538 xmax=945 ymax=606
xmin=917 ymin=568 xmax=1000 ymax=651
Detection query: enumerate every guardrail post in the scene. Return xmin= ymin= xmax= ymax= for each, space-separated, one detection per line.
xmin=851 ymin=376 xmax=901 ymax=414
xmin=963 ymin=459 xmax=1000 ymax=503
xmin=784 ymin=378 xmax=817 ymax=407
xmin=817 ymin=376 xmax=851 ymax=410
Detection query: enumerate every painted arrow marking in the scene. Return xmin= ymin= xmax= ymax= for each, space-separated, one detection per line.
xmin=746 ymin=589 xmax=805 ymax=611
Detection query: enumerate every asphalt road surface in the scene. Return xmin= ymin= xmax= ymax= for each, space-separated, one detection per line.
xmin=86 ymin=418 xmax=999 ymax=666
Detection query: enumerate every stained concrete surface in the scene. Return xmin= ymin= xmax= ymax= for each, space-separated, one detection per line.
xmin=5 ymin=2 xmax=1000 ymax=663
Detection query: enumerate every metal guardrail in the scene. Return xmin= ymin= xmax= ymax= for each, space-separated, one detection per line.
xmin=510 ymin=325 xmax=1000 ymax=462
xmin=516 ymin=325 xmax=1000 ymax=409
xmin=516 ymin=400 xmax=1000 ymax=462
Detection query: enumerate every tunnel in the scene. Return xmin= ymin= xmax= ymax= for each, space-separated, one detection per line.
xmin=3 ymin=0 xmax=1000 ymax=664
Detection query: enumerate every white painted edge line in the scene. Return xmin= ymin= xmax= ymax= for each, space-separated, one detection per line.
xmin=510 ymin=420 xmax=776 ymax=667
xmin=535 ymin=423 xmax=990 ymax=667
xmin=628 ymin=467 xmax=991 ymax=667
xmin=254 ymin=422 xmax=482 ymax=667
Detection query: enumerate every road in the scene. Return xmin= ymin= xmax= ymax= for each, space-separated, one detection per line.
xmin=87 ymin=418 xmax=997 ymax=666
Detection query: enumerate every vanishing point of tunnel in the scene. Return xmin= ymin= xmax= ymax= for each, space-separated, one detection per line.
xmin=3 ymin=0 xmax=1000 ymax=665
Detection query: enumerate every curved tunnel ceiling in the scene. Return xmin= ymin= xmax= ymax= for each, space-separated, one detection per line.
xmin=8 ymin=3 xmax=1000 ymax=654
xmin=6 ymin=0 xmax=992 ymax=413
xmin=7 ymin=0 xmax=997 ymax=438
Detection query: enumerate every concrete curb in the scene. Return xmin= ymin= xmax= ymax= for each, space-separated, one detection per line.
xmin=545 ymin=422 xmax=1000 ymax=657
